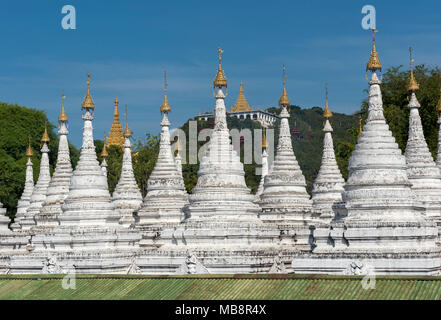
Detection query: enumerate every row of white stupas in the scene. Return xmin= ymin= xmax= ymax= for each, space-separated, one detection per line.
xmin=1 ymin=31 xmax=441 ymax=275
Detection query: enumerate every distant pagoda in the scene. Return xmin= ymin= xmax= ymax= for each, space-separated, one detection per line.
xmin=106 ymin=96 xmax=125 ymax=148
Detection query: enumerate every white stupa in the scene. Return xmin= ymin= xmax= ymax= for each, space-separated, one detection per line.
xmin=27 ymin=74 xmax=141 ymax=265
xmin=36 ymin=92 xmax=73 ymax=227
xmin=259 ymin=66 xmax=312 ymax=223
xmin=12 ymin=138 xmax=34 ymax=230
xmin=20 ymin=125 xmax=51 ymax=230
xmin=292 ymin=30 xmax=440 ymax=275
xmin=137 ymin=74 xmax=188 ymax=226
xmin=311 ymin=86 xmax=345 ymax=221
xmin=183 ymin=50 xmax=261 ymax=223
xmin=113 ymin=106 xmax=143 ymax=227
xmin=59 ymin=74 xmax=120 ymax=226
xmin=404 ymin=49 xmax=441 ymax=241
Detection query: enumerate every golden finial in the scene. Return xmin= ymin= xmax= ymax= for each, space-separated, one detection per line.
xmin=358 ymin=117 xmax=363 ymax=139
xmin=176 ymin=135 xmax=182 ymax=152
xmin=26 ymin=136 xmax=33 ymax=157
xmin=323 ymin=84 xmax=333 ymax=119
xmin=82 ymin=72 xmax=95 ymax=109
xmin=114 ymin=96 xmax=120 ymax=117
xmin=366 ymin=29 xmax=382 ymax=73
xmin=262 ymin=128 xmax=268 ymax=149
xmin=437 ymin=73 xmax=441 ymax=114
xmin=58 ymin=91 xmax=69 ymax=125
xmin=101 ymin=135 xmax=109 ymax=158
xmin=232 ymin=81 xmax=252 ymax=112
xmin=213 ymin=47 xmax=228 ymax=88
xmin=160 ymin=71 xmax=171 ymax=113
xmin=41 ymin=122 xmax=50 ymax=143
xmin=278 ymin=65 xmax=290 ymax=106
xmin=124 ymin=105 xmax=132 ymax=138
xmin=407 ymin=47 xmax=420 ymax=92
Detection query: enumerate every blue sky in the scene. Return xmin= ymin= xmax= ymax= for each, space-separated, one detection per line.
xmin=0 ymin=0 xmax=440 ymax=147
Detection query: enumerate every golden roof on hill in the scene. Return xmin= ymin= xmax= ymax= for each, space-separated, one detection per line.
xmin=232 ymin=81 xmax=252 ymax=112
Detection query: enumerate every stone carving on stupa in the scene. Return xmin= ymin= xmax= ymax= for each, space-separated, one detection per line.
xmin=113 ymin=106 xmax=142 ymax=227
xmin=177 ymin=251 xmax=209 ymax=274
xmin=20 ymin=124 xmax=52 ymax=230
xmin=12 ymin=137 xmax=34 ymax=230
xmin=292 ymin=30 xmax=440 ymax=275
xmin=255 ymin=128 xmax=269 ymax=200
xmin=36 ymin=92 xmax=73 ymax=228
xmin=259 ymin=65 xmax=312 ymax=223
xmin=311 ymin=85 xmax=345 ymax=221
xmin=404 ymin=48 xmax=441 ymax=241
xmin=58 ymin=74 xmax=120 ymax=226
xmin=137 ymin=72 xmax=188 ymax=226
xmin=106 ymin=96 xmax=125 ymax=148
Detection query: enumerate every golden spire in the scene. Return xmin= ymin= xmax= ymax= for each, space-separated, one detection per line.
xmin=176 ymin=135 xmax=182 ymax=152
xmin=58 ymin=91 xmax=68 ymax=125
xmin=114 ymin=96 xmax=120 ymax=120
xmin=41 ymin=122 xmax=50 ymax=143
xmin=232 ymin=81 xmax=252 ymax=112
xmin=213 ymin=47 xmax=227 ymax=88
xmin=262 ymin=128 xmax=268 ymax=149
xmin=437 ymin=73 xmax=441 ymax=114
xmin=323 ymin=84 xmax=333 ymax=119
xmin=366 ymin=29 xmax=382 ymax=73
xmin=278 ymin=65 xmax=290 ymax=106
xmin=101 ymin=135 xmax=109 ymax=158
xmin=358 ymin=117 xmax=363 ymax=139
xmin=160 ymin=71 xmax=171 ymax=114
xmin=107 ymin=95 xmax=124 ymax=147
xmin=26 ymin=136 xmax=33 ymax=157
xmin=407 ymin=47 xmax=420 ymax=92
xmin=124 ymin=105 xmax=132 ymax=138
xmin=81 ymin=73 xmax=95 ymax=109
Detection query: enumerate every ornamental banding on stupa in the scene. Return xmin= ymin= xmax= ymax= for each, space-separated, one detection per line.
xmin=1 ymin=32 xmax=441 ymax=275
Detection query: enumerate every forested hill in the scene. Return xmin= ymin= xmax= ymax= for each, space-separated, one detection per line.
xmin=0 ymin=103 xmax=80 ymax=216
